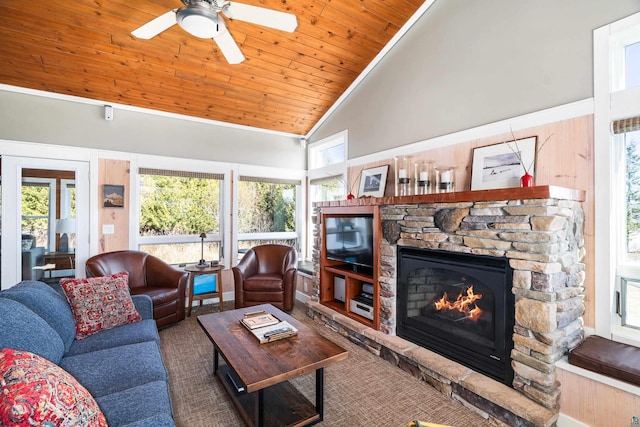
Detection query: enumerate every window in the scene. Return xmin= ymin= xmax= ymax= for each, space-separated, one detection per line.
xmin=625 ymin=41 xmax=640 ymax=89
xmin=21 ymin=179 xmax=53 ymax=249
xmin=237 ymin=176 xmax=300 ymax=258
xmin=309 ymin=175 xmax=345 ymax=203
xmin=138 ymin=168 xmax=223 ymax=265
xmin=594 ymin=12 xmax=640 ymax=344
xmin=309 ymin=130 xmax=348 ymax=170
xmin=307 ymin=131 xmax=349 ymax=260
xmin=615 ymin=127 xmax=640 ymax=332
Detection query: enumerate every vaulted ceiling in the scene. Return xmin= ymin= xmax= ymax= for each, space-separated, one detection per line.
xmin=0 ymin=0 xmax=424 ymax=136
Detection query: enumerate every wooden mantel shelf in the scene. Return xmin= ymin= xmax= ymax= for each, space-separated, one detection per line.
xmin=314 ymin=185 xmax=585 ymax=208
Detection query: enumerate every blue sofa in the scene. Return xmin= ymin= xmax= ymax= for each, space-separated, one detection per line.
xmin=0 ymin=280 xmax=176 ymax=426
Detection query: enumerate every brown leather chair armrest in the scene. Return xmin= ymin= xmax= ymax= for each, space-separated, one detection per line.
xmin=145 ymin=254 xmax=187 ymax=291
xmin=233 ymin=250 xmax=258 ymax=279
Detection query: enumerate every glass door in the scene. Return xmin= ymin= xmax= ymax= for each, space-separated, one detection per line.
xmin=1 ymin=156 xmax=89 ymax=291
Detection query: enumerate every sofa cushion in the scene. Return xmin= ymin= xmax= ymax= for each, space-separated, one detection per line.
xmin=243 ymin=275 xmax=285 ymax=292
xmin=1 ymin=280 xmax=76 ymax=352
xmin=118 ymin=413 xmax=177 ymax=427
xmin=0 ymin=348 xmax=107 ymax=427
xmin=61 ymin=272 xmax=142 ymax=339
xmin=59 ymin=341 xmax=168 ymax=398
xmin=66 ymin=319 xmax=160 ymax=357
xmin=0 ymin=298 xmax=65 ymax=364
xmin=95 ymin=380 xmax=174 ymax=427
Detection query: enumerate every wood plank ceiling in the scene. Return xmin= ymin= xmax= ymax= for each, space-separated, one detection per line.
xmin=0 ymin=0 xmax=423 ymax=136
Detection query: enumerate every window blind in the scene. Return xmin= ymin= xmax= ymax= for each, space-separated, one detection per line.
xmin=239 ymin=176 xmax=301 ymax=185
xmin=613 ymin=116 xmax=640 ymax=134
xmin=139 ymin=168 xmax=223 ymax=180
xmin=309 ymin=175 xmax=342 ymax=186
xmin=21 ymin=182 xmax=50 ymax=188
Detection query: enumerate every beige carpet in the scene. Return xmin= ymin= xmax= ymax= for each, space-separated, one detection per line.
xmin=159 ymin=302 xmax=493 ymax=427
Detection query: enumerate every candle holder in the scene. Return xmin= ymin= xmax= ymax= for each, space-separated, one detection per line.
xmin=435 ymin=166 xmax=455 ymax=193
xmin=395 ymin=156 xmax=411 ymax=196
xmin=415 ymin=161 xmax=433 ymax=195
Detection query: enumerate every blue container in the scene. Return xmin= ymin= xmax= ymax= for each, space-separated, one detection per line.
xmin=193 ymin=274 xmax=216 ymax=295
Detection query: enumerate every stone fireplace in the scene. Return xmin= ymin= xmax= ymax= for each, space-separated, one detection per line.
xmin=308 ymin=186 xmax=585 ymax=426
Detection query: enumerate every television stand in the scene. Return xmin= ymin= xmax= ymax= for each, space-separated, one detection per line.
xmin=318 ymin=205 xmax=380 ymax=329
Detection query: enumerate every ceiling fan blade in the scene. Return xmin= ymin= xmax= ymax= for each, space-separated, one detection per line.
xmin=213 ymin=29 xmax=245 ymax=64
xmin=223 ymin=2 xmax=297 ymax=33
xmin=132 ymin=10 xmax=177 ymax=39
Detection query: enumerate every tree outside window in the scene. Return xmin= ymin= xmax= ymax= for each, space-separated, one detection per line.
xmin=138 ymin=171 xmax=222 ymax=265
xmin=237 ymin=178 xmax=298 ymax=255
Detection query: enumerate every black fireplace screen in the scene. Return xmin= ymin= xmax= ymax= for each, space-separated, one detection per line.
xmin=397 ymin=247 xmax=514 ymax=385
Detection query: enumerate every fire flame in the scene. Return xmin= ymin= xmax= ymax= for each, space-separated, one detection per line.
xmin=434 ymin=286 xmax=483 ymax=321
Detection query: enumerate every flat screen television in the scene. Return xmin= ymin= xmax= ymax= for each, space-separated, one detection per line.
xmin=324 ymin=215 xmax=374 ymax=271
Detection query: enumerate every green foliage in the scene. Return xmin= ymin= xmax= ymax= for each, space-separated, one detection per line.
xmin=139 ymin=175 xmax=220 ymax=236
xmin=626 ymin=134 xmax=640 ymax=246
xmin=21 ymin=186 xmax=49 ymax=235
xmin=237 ymin=181 xmax=295 ymax=233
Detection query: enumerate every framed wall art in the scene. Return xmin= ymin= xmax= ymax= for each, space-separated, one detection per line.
xmin=358 ymin=165 xmax=389 ymax=198
xmin=471 ymin=136 xmax=537 ymax=190
xmin=103 ymin=184 xmax=125 ymax=208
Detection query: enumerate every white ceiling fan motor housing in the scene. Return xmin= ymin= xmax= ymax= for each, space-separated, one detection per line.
xmin=176 ymin=2 xmax=225 ymax=39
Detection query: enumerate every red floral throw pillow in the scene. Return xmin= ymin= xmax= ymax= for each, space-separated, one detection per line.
xmin=0 ymin=348 xmax=107 ymax=427
xmin=61 ymin=271 xmax=142 ymax=339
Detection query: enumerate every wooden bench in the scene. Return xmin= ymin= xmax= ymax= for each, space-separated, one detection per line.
xmin=569 ymin=335 xmax=640 ymax=387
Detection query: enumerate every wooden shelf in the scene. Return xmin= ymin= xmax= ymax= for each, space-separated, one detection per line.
xmin=218 ymin=364 xmax=320 ymax=426
xmin=313 ymin=185 xmax=585 ymax=209
xmin=324 ymin=265 xmax=373 ymax=282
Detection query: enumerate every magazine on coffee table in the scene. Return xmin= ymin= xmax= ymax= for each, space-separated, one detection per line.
xmin=240 ymin=311 xmax=280 ymax=330
xmin=242 ymin=320 xmax=299 ymax=344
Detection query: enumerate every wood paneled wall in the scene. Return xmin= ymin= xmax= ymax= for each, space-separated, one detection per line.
xmin=557 ymin=367 xmax=640 ymax=425
xmin=97 ymin=159 xmax=130 ymax=253
xmin=348 ymin=115 xmax=595 ymax=327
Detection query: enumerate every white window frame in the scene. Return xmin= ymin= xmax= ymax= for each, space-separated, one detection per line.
xmin=132 ymin=155 xmax=231 ymax=265
xmin=60 ymin=179 xmax=75 ymax=220
xmin=306 ymin=130 xmax=349 ymax=261
xmin=234 ymin=163 xmax=305 ymax=265
xmin=594 ymin=11 xmax=640 ymax=346
xmin=308 ymin=129 xmax=348 ymax=170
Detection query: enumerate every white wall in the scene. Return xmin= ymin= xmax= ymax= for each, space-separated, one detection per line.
xmin=309 ymin=0 xmax=640 ymax=158
xmin=0 ymin=89 xmax=306 ymax=169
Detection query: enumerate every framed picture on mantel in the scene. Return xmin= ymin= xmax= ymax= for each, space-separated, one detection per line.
xmin=471 ymin=137 xmax=537 ymax=191
xmin=358 ymin=165 xmax=389 ymax=198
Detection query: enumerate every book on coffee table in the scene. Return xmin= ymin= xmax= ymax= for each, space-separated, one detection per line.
xmin=241 ymin=310 xmax=280 ymax=330
xmin=244 ymin=320 xmax=299 ymax=344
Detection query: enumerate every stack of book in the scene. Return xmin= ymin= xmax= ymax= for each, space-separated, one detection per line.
xmin=240 ymin=310 xmax=298 ymax=344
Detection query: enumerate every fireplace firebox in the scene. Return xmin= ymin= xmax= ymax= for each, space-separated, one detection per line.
xmin=397 ymin=247 xmax=515 ymax=385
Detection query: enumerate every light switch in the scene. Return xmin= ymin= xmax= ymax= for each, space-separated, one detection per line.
xmin=102 ymin=224 xmax=115 ymax=234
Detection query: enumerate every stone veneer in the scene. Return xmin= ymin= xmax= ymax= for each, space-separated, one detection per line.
xmin=309 ymin=187 xmax=585 ymax=426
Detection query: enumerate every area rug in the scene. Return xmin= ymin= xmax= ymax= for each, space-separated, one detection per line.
xmin=158 ymin=302 xmax=493 ymax=427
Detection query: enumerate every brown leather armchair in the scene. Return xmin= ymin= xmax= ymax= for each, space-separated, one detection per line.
xmin=233 ymin=244 xmax=298 ymax=312
xmin=85 ymin=250 xmax=187 ymax=328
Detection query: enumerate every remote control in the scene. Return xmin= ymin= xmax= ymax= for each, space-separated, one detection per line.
xmin=263 ymin=327 xmax=291 ymax=338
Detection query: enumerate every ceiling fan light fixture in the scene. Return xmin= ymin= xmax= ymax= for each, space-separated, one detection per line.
xmin=176 ymin=4 xmax=222 ymax=38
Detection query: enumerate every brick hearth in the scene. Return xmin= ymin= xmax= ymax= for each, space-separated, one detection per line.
xmin=308 ymin=186 xmax=585 ymax=427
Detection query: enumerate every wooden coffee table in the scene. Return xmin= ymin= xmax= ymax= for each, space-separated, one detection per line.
xmin=198 ymin=304 xmax=348 ymax=427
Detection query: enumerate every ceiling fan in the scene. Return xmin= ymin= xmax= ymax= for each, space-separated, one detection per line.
xmin=132 ymin=0 xmax=298 ymax=64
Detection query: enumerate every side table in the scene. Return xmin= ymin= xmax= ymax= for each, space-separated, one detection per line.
xmin=185 ymin=264 xmax=224 ymax=317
